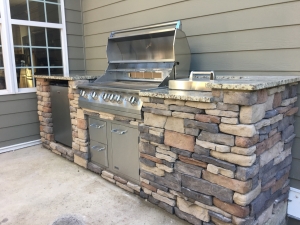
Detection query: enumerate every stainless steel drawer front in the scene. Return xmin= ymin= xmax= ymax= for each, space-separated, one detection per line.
xmin=111 ymin=123 xmax=139 ymax=181
xmin=89 ymin=118 xmax=107 ymax=144
xmin=90 ymin=140 xmax=108 ymax=167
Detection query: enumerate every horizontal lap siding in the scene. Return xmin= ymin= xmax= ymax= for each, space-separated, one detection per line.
xmin=81 ymin=0 xmax=300 ymax=188
xmin=65 ymin=0 xmax=85 ymax=75
xmin=0 ymin=93 xmax=39 ymax=148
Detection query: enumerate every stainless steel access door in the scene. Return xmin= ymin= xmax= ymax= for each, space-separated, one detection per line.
xmin=111 ymin=123 xmax=139 ymax=182
xmin=50 ymin=85 xmax=72 ymax=147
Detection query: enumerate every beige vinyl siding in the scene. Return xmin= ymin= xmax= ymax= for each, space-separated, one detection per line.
xmin=65 ymin=0 xmax=85 ymax=75
xmin=81 ymin=0 xmax=300 ymax=189
xmin=0 ymin=93 xmax=39 ymax=148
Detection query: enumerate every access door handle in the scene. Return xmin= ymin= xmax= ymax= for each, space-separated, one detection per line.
xmin=111 ymin=129 xmax=127 ymax=135
xmin=90 ymin=123 xmax=105 ymax=129
xmin=91 ymin=146 xmax=105 ymax=151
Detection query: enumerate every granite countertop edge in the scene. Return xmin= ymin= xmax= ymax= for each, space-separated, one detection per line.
xmin=34 ymin=75 xmax=101 ymax=80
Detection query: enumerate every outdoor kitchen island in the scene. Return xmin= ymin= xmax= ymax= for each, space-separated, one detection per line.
xmin=35 ymin=75 xmax=300 ymax=225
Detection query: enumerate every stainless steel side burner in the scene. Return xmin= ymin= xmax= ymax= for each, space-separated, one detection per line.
xmin=78 ymin=20 xmax=191 ymax=119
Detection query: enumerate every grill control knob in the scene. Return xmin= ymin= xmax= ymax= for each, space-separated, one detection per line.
xmin=129 ymin=96 xmax=137 ymax=105
xmin=109 ymin=94 xmax=115 ymax=101
xmin=114 ymin=95 xmax=122 ymax=103
xmin=102 ymin=93 xmax=108 ymax=100
xmin=91 ymin=91 xmax=98 ymax=100
xmin=80 ymin=90 xmax=85 ymax=97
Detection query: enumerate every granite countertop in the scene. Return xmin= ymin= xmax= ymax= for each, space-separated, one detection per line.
xmin=34 ymin=75 xmax=101 ymax=80
xmin=140 ymin=88 xmax=214 ymax=102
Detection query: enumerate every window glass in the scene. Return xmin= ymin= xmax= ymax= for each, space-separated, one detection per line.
xmin=0 ymin=33 xmax=6 ymax=90
xmin=29 ymin=1 xmax=45 ymax=22
xmin=49 ymin=49 xmax=62 ymax=66
xmin=30 ymin=27 xmax=46 ymax=46
xmin=12 ymin=25 xmax=29 ymax=46
xmin=10 ymin=0 xmax=28 ymax=20
xmin=32 ymin=48 xmax=48 ymax=67
xmin=47 ymin=28 xmax=61 ymax=47
xmin=46 ymin=3 xmax=61 ymax=23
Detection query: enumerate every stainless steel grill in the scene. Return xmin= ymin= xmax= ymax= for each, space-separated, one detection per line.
xmin=78 ymin=20 xmax=191 ymax=119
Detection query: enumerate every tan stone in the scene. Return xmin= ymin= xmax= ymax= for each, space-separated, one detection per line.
xmin=257 ymin=204 xmax=273 ymax=225
xmin=195 ymin=114 xmax=221 ymax=124
xmin=80 ymin=146 xmax=88 ymax=152
xmin=172 ymin=111 xmax=195 ymax=119
xmin=78 ymin=129 xmax=88 ymax=140
xmin=265 ymin=95 xmax=274 ymax=111
xmin=240 ymin=104 xmax=266 ymax=124
xmin=231 ymin=146 xmax=256 ymax=156
xmin=206 ymin=109 xmax=239 ymax=118
xmin=165 ymin=117 xmax=184 ymax=133
xmin=213 ymin=198 xmax=250 ymax=218
xmin=74 ymin=155 xmax=87 ymax=168
xmin=140 ymin=177 xmax=149 ymax=184
xmin=202 ymin=170 xmax=252 ymax=194
xmin=72 ymin=142 xmax=80 ymax=151
xmin=114 ymin=176 xmax=127 ymax=184
xmin=99 ymin=112 xmax=114 ymax=120
xmin=260 ymin=141 xmax=284 ymax=167
xmin=156 ymin=163 xmax=174 ymax=173
xmin=140 ymin=97 xmax=150 ymax=103
xmin=221 ymin=117 xmax=239 ymax=125
xmin=140 ymin=163 xmax=165 ymax=176
xmin=219 ymin=124 xmax=257 ymax=138
xmin=102 ymin=170 xmax=114 ymax=179
xmin=274 ymin=148 xmax=292 ymax=165
xmin=116 ymin=182 xmax=134 ymax=193
xmin=195 ymin=200 xmax=231 ymax=218
xmin=156 ymin=148 xmax=177 ymax=159
xmin=196 ymin=140 xmax=230 ymax=152
xmin=77 ymin=119 xmax=87 ymax=130
xmin=52 ymin=149 xmax=61 ymax=155
xmin=157 ymin=189 xmax=176 ymax=199
xmin=149 ymin=127 xmax=164 ymax=137
xmin=144 ymin=112 xmax=167 ymax=128
xmin=223 ymin=91 xmax=257 ymax=106
xmin=267 ymin=86 xmax=285 ymax=95
xmin=142 ymin=187 xmax=153 ymax=195
xmin=101 ymin=174 xmax=115 ymax=183
xmin=164 ymin=130 xmax=195 ymax=152
xmin=269 ymin=114 xmax=283 ymax=124
xmin=152 ymin=192 xmax=175 ymax=206
xmin=207 ymin=164 xmax=234 ymax=178
xmin=164 ymin=99 xmax=185 ymax=106
xmin=254 ymin=119 xmax=271 ymax=130
xmin=177 ymin=198 xmax=210 ymax=222
xmin=127 ymin=182 xmax=141 ymax=192
xmin=185 ymin=101 xmax=216 ymax=109
xmin=233 ymin=181 xmax=261 ymax=206
xmin=281 ymin=96 xmax=297 ymax=106
xmin=155 ymin=153 xmax=176 ymax=162
xmin=210 ymin=151 xmax=256 ymax=167
xmin=179 ymin=155 xmax=207 ymax=168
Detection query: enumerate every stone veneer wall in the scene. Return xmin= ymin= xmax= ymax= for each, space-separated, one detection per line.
xmin=138 ymin=83 xmax=298 ymax=225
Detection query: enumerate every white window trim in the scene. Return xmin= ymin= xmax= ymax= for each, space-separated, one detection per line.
xmin=0 ymin=0 xmax=69 ymax=95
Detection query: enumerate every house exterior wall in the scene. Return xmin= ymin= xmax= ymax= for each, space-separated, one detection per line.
xmin=81 ymin=0 xmax=300 ymax=192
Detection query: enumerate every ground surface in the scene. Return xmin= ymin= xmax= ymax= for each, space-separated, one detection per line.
xmin=0 ymin=145 xmax=188 ymax=225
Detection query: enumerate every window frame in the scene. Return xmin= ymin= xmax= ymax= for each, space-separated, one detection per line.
xmin=0 ymin=0 xmax=69 ymax=95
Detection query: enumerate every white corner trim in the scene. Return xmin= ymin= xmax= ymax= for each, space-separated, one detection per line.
xmin=288 ymin=187 xmax=300 ymax=220
xmin=0 ymin=139 xmax=41 ymax=154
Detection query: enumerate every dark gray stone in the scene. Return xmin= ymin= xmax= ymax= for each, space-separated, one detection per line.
xmin=170 ymin=105 xmax=203 ymax=114
xmin=175 ymin=161 xmax=202 ymax=178
xmin=155 ymin=174 xmax=181 ymax=192
xmin=282 ymin=125 xmax=294 ymax=141
xmin=139 ymin=190 xmax=149 ymax=199
xmin=276 ymin=165 xmax=291 ymax=180
xmin=138 ymin=124 xmax=149 ymax=133
xmin=151 ymin=108 xmax=172 ymax=116
xmin=162 ymin=160 xmax=174 ymax=168
xmin=289 ymin=116 xmax=295 ymax=125
xmin=140 ymin=170 xmax=155 ymax=182
xmin=282 ymin=88 xmax=289 ymax=100
xmin=192 ymin=154 xmax=236 ymax=172
xmin=273 ymin=192 xmax=289 ymax=208
xmin=182 ymin=175 xmax=233 ymax=203
xmin=149 ymin=181 xmax=169 ymax=192
xmin=278 ymin=117 xmax=290 ymax=132
xmin=139 ymin=142 xmax=156 ymax=156
xmin=261 ymin=190 xmax=282 ymax=218
xmin=252 ymin=174 xmax=259 ymax=190
xmin=208 ymin=211 xmax=231 ymax=223
xmin=182 ymin=187 xmax=212 ymax=205
xmin=203 ymin=223 xmax=215 ymax=225
xmin=217 ymin=102 xmax=239 ymax=111
xmin=264 ymin=110 xmax=278 ymax=119
xmin=184 ymin=119 xmax=219 ymax=134
xmin=290 ymin=85 xmax=298 ymax=97
xmin=259 ymin=125 xmax=271 ymax=135
xmin=142 ymin=107 xmax=152 ymax=113
xmin=185 ymin=128 xmax=200 ymax=136
xmin=165 ymin=171 xmax=182 ymax=182
xmin=151 ymin=97 xmax=164 ymax=104
xmin=148 ymin=195 xmax=160 ymax=205
xmin=73 ymin=150 xmax=89 ymax=159
xmin=194 ymin=145 xmax=210 ymax=156
xmin=56 ymin=144 xmax=74 ymax=157
xmin=198 ymin=131 xmax=234 ymax=146
xmin=250 ymin=190 xmax=271 ymax=216
xmin=158 ymin=202 xmax=174 ymax=214
xmin=171 ymin=147 xmax=192 ymax=158
xmin=140 ymin=132 xmax=164 ymax=144
xmin=271 ymin=122 xmax=279 ymax=129
xmin=52 ymin=215 xmax=84 ymax=225
xmin=140 ymin=157 xmax=156 ymax=167
xmin=174 ymin=207 xmax=202 ymax=225
xmin=284 ymin=139 xmax=294 ymax=150
xmin=87 ymin=162 xmax=103 ymax=174
xmin=259 ymin=134 xmax=268 ymax=142
xmin=235 ymin=164 xmax=259 ymax=181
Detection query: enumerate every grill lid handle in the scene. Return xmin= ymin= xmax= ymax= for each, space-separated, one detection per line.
xmin=189 ymin=71 xmax=216 ymax=81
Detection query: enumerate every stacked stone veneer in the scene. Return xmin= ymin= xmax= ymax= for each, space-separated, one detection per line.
xmin=138 ymin=83 xmax=298 ymax=225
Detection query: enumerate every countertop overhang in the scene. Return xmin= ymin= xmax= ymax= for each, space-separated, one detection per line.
xmin=34 ymin=75 xmax=101 ymax=80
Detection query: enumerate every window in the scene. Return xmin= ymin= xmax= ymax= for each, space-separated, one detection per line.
xmin=0 ymin=0 xmax=68 ymax=95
